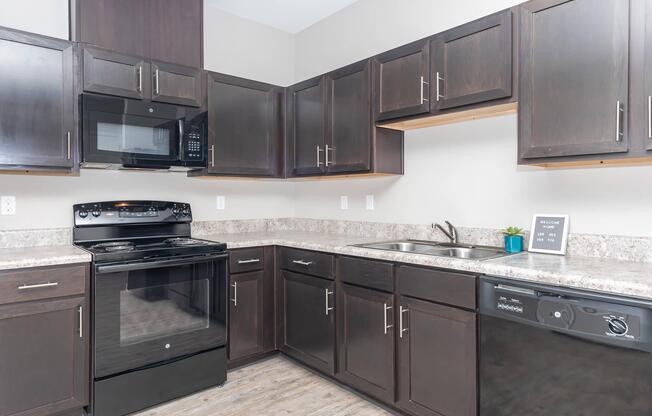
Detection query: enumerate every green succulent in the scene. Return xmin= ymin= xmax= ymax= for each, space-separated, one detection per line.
xmin=502 ymin=226 xmax=524 ymax=236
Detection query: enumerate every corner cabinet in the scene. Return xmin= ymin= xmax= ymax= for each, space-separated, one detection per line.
xmin=518 ymin=0 xmax=630 ymax=162
xmin=0 ymin=28 xmax=75 ymax=172
xmin=0 ymin=264 xmax=89 ymax=416
xmin=203 ymin=73 xmax=284 ymax=177
xmin=287 ymin=61 xmax=404 ymax=178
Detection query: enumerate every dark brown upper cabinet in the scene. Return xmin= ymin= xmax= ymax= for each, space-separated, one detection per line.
xmin=0 ymin=27 xmax=75 ymax=172
xmin=203 ymin=72 xmax=284 ymax=177
xmin=337 ymin=283 xmax=395 ymax=403
xmin=373 ymin=39 xmax=430 ymax=121
xmin=430 ymin=9 xmax=513 ymax=112
xmin=72 ymin=0 xmax=203 ymax=68
xmin=82 ymin=46 xmax=202 ymax=107
xmin=279 ymin=270 xmax=336 ymax=376
xmin=325 ymin=60 xmax=372 ymax=174
xmin=518 ymin=0 xmax=630 ymax=162
xmin=287 ymin=76 xmax=328 ymax=176
xmin=396 ymin=296 xmax=477 ymax=416
xmin=639 ymin=0 xmax=652 ymax=152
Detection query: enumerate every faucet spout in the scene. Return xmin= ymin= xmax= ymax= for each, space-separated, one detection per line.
xmin=433 ymin=221 xmax=458 ymax=244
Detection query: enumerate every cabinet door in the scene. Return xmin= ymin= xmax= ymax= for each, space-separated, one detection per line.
xmin=373 ymin=39 xmax=430 ymax=121
xmin=431 ymin=10 xmax=512 ymax=111
xmin=207 ymin=73 xmax=283 ymax=176
xmin=326 ymin=60 xmax=372 ymax=174
xmin=337 ymin=284 xmax=395 ymax=403
xmin=148 ymin=0 xmax=203 ymax=68
xmin=74 ymin=0 xmax=149 ymax=58
xmin=519 ymin=0 xmax=629 ymax=160
xmin=0 ymin=296 xmax=88 ymax=416
xmin=229 ymin=271 xmax=264 ymax=361
xmin=0 ymin=29 xmax=74 ymax=169
xmin=151 ymin=61 xmax=202 ymax=107
xmin=83 ymin=47 xmax=149 ymax=99
xmin=644 ymin=0 xmax=652 ymax=151
xmin=397 ymin=296 xmax=477 ymax=416
xmin=287 ymin=76 xmax=327 ymax=176
xmin=280 ymin=270 xmax=335 ymax=375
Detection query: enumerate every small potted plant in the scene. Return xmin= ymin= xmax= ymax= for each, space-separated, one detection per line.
xmin=502 ymin=226 xmax=524 ymax=253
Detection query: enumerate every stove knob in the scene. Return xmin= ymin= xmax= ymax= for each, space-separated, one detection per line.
xmin=78 ymin=210 xmax=89 ymax=219
xmin=608 ymin=318 xmax=628 ymax=336
xmin=91 ymin=209 xmax=101 ymax=217
xmin=181 ymin=207 xmax=190 ymax=216
xmin=172 ymin=206 xmax=180 ymax=215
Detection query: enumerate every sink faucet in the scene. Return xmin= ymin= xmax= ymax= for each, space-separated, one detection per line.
xmin=433 ymin=221 xmax=458 ymax=244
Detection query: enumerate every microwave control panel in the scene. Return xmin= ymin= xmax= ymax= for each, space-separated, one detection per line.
xmin=181 ymin=114 xmax=207 ymax=166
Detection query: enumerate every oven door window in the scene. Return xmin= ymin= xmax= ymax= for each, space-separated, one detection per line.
xmin=94 ymin=259 xmax=227 ymax=378
xmin=84 ymin=111 xmax=180 ymax=164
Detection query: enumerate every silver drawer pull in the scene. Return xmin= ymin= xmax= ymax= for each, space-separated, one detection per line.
xmin=292 ymin=260 xmax=313 ymax=266
xmin=420 ymin=76 xmax=429 ymax=104
xmin=237 ymin=258 xmax=260 ymax=264
xmin=231 ymin=282 xmax=237 ymax=306
xmin=18 ymin=282 xmax=59 ymax=290
xmin=615 ymin=100 xmax=624 ymax=142
xmin=78 ymin=306 xmax=83 ymax=338
xmin=325 ymin=289 xmax=334 ymax=316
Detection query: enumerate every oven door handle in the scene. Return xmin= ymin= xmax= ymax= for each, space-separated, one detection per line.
xmin=95 ymin=253 xmax=228 ymax=274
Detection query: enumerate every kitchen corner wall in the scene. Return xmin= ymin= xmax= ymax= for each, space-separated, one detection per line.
xmin=0 ymin=1 xmax=296 ymax=231
xmin=291 ymin=0 xmax=652 ymax=238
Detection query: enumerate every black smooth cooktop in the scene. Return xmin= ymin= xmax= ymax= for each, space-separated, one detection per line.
xmin=76 ymin=236 xmax=226 ymax=263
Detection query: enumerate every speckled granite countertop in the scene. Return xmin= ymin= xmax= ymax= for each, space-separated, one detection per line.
xmin=0 ymin=245 xmax=91 ymax=271
xmin=198 ymin=231 xmax=652 ymax=300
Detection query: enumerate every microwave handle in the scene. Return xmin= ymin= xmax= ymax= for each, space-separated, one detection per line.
xmin=178 ymin=119 xmax=185 ymax=158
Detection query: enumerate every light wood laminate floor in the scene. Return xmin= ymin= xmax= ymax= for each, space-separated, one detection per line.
xmin=136 ymin=356 xmax=394 ymax=416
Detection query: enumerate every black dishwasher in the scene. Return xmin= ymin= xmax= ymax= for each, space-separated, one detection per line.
xmin=479 ymin=276 xmax=652 ymax=416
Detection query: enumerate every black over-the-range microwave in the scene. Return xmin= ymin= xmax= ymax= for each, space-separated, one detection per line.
xmin=81 ymin=93 xmax=207 ymax=170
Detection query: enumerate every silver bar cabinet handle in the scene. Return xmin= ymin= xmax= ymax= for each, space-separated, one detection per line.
xmin=420 ymin=76 xmax=429 ymax=104
xmin=383 ymin=303 xmax=393 ymax=335
xmin=66 ymin=131 xmax=71 ymax=160
xmin=647 ymin=95 xmax=652 ymax=139
xmin=238 ymin=258 xmax=260 ymax=264
xmin=18 ymin=281 xmax=59 ymax=290
xmin=292 ymin=260 xmax=313 ymax=266
xmin=399 ymin=306 xmax=408 ymax=338
xmin=316 ymin=146 xmax=324 ymax=167
xmin=154 ymin=68 xmax=160 ymax=94
xmin=615 ymin=100 xmax=624 ymax=142
xmin=325 ymin=144 xmax=335 ymax=167
xmin=325 ymin=289 xmax=334 ymax=316
xmin=231 ymin=282 xmax=237 ymax=306
xmin=137 ymin=65 xmax=142 ymax=92
xmin=209 ymin=145 xmax=215 ymax=167
xmin=78 ymin=306 xmax=83 ymax=338
xmin=436 ymin=71 xmax=444 ymax=102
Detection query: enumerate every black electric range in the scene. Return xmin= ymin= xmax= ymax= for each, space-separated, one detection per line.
xmin=73 ymin=201 xmax=228 ymax=416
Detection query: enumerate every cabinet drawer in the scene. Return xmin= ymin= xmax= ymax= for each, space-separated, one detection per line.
xmin=0 ymin=264 xmax=87 ymax=305
xmin=397 ymin=265 xmax=476 ymax=310
xmin=338 ymin=256 xmax=394 ymax=292
xmin=230 ymin=247 xmax=264 ymax=274
xmin=279 ymin=247 xmax=334 ymax=280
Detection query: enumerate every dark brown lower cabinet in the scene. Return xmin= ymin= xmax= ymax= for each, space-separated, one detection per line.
xmin=336 ymin=283 xmax=395 ymax=403
xmin=280 ymin=270 xmax=336 ymax=375
xmin=397 ymin=296 xmax=477 ymax=416
xmin=0 ymin=296 xmax=88 ymax=416
xmin=228 ymin=247 xmax=275 ymax=366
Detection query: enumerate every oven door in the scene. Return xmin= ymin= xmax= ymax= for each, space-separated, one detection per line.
xmin=93 ymin=254 xmax=228 ymax=378
xmin=82 ymin=94 xmax=182 ymax=168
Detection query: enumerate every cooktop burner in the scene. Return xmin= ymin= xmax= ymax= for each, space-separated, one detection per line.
xmin=164 ymin=237 xmax=210 ymax=247
xmin=90 ymin=241 xmax=136 ymax=252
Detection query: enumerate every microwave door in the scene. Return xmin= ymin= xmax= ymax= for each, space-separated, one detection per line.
xmin=83 ymin=110 xmax=180 ymax=167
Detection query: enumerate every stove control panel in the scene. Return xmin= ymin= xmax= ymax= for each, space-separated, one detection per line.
xmin=74 ymin=201 xmax=192 ymax=226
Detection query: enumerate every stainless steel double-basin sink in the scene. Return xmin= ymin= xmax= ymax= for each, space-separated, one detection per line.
xmin=353 ymin=240 xmax=508 ymax=261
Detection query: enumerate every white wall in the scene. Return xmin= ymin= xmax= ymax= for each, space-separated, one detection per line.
xmin=0 ymin=0 xmax=68 ymax=39
xmin=292 ymin=0 xmax=652 ymax=238
xmin=204 ymin=5 xmax=295 ymax=86
xmin=0 ymin=1 xmax=296 ymax=231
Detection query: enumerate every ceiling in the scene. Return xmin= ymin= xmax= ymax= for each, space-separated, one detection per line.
xmin=206 ymin=0 xmax=359 ymax=33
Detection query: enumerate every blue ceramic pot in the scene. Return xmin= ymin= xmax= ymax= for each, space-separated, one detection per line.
xmin=504 ymin=235 xmax=524 ymax=253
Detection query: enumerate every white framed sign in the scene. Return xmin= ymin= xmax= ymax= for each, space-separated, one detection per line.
xmin=528 ymin=214 xmax=569 ymax=255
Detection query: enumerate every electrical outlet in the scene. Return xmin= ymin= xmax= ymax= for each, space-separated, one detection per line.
xmin=1 ymin=196 xmax=16 ymax=215
xmin=340 ymin=195 xmax=348 ymax=210
xmin=365 ymin=195 xmax=374 ymax=210
xmin=216 ymin=195 xmax=225 ymax=210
